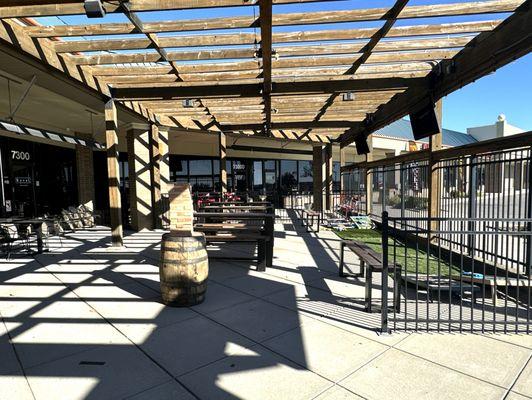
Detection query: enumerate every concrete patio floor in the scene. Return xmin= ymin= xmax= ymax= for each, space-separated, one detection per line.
xmin=1 ymin=212 xmax=531 ymax=400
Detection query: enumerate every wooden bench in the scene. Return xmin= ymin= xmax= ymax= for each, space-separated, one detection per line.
xmin=194 ymin=212 xmax=274 ymax=272
xmin=300 ymin=209 xmax=321 ymax=233
xmin=339 ymin=239 xmax=402 ymax=313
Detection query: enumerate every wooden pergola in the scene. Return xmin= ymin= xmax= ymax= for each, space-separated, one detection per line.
xmin=1 ymin=0 xmax=530 ymax=145
xmin=0 ymin=0 xmax=530 ymax=245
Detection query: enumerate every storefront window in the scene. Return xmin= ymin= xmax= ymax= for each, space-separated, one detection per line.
xmin=189 ymin=159 xmax=212 ymax=176
xmin=333 ymin=161 xmax=341 ymax=192
xmin=264 ymin=160 xmax=276 ymax=193
xmin=298 ymin=160 xmax=313 ymax=193
xmin=280 ymin=160 xmax=298 ymax=194
xmin=253 ymin=161 xmax=263 ymax=192
xmin=189 ymin=159 xmax=213 ymax=191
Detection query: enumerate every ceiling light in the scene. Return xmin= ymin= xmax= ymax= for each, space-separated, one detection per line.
xmin=342 ymin=92 xmax=355 ymax=102
xmin=182 ymin=99 xmax=194 ymax=108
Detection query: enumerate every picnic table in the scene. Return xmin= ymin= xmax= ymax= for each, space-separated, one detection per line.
xmin=194 ymin=212 xmax=275 ymax=270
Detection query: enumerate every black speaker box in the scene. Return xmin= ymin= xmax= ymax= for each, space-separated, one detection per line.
xmin=355 ymin=136 xmax=370 ymax=155
xmin=409 ymin=102 xmax=440 ymax=140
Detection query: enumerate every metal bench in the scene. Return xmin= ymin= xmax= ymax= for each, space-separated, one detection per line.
xmin=339 ymin=239 xmax=402 ymax=313
xmin=300 ymin=209 xmax=321 ymax=232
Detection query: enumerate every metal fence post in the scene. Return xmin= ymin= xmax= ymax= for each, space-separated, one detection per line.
xmin=382 ymin=167 xmax=386 ymax=216
xmin=526 ymin=149 xmax=532 ymax=276
xmin=468 ymin=156 xmax=477 ymax=256
xmin=381 ymin=211 xmax=390 ymax=334
xmin=400 ymin=163 xmax=405 ymax=229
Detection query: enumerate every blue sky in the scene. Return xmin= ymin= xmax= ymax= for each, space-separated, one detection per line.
xmin=35 ymin=0 xmax=531 ymax=133
xmin=442 ymin=53 xmax=532 ymax=132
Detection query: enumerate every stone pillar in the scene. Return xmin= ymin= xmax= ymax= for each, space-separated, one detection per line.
xmin=428 ymin=100 xmax=443 ymax=233
xmin=365 ymin=134 xmax=374 ymax=215
xmin=126 ymin=123 xmax=153 ymax=231
xmin=105 ymin=100 xmax=123 ymax=247
xmin=312 ymin=145 xmax=325 ymax=212
xmin=75 ymin=133 xmax=95 ymax=211
xmin=149 ymin=124 xmax=162 ymax=229
xmin=219 ymin=132 xmax=227 ymax=193
xmin=324 ymin=143 xmax=333 ymax=210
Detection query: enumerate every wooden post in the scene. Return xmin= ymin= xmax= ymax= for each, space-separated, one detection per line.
xmin=428 ymin=100 xmax=443 ymax=234
xmin=219 ymin=132 xmax=227 ymax=194
xmin=325 ymin=143 xmax=333 ymax=210
xmin=75 ymin=133 xmax=95 ymax=212
xmin=365 ymin=134 xmax=374 ymax=216
xmin=150 ymin=124 xmax=162 ymax=229
xmin=158 ymin=127 xmax=170 ymax=228
xmin=105 ymin=99 xmax=123 ymax=247
xmin=312 ymin=145 xmax=324 ymax=212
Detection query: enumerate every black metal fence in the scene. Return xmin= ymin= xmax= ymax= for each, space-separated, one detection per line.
xmin=381 ymin=212 xmax=532 ymax=333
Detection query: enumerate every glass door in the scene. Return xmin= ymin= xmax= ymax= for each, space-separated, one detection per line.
xmin=11 ymin=161 xmax=36 ymax=217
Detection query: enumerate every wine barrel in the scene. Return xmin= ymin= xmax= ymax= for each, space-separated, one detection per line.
xmin=159 ymin=231 xmax=208 ymax=306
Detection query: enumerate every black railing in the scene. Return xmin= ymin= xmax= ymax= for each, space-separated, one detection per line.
xmin=381 ymin=212 xmax=532 ymax=333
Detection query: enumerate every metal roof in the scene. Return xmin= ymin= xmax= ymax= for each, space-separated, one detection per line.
xmin=374 ymin=118 xmax=477 ymax=147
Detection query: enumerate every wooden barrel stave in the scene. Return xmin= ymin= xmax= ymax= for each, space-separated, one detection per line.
xmin=159 ymin=232 xmax=208 ymax=306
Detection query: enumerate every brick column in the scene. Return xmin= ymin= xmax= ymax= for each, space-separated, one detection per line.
xmin=312 ymin=145 xmax=325 ymax=212
xmin=75 ymin=133 xmax=95 ymax=211
xmin=126 ymin=123 xmax=153 ymax=231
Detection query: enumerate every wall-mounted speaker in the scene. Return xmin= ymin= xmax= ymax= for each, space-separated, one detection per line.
xmin=409 ymin=101 xmax=440 ymax=140
xmin=355 ymin=136 xmax=370 ymax=155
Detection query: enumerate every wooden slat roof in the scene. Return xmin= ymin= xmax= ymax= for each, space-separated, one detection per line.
xmin=0 ymin=0 xmax=530 ymax=147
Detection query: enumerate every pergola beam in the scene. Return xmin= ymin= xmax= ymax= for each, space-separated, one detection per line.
xmin=340 ymin=0 xmax=532 ymax=148
xmin=52 ymin=20 xmax=500 ymax=53
xmin=0 ymin=0 xmax=343 ymax=18
xmin=223 ymin=121 xmax=363 ymax=130
xmin=66 ymin=36 xmax=471 ymax=66
xmin=110 ymin=77 xmax=424 ymax=100
xmin=304 ymin=0 xmax=409 ymax=138
xmin=259 ymin=0 xmax=273 ymax=135
xmin=22 ymin=1 xmax=521 ymax=37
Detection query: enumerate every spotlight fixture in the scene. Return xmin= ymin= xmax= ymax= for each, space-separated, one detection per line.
xmin=342 ymin=92 xmax=355 ymax=102
xmin=182 ymin=99 xmax=194 ymax=108
xmin=84 ymin=0 xmax=106 ymax=18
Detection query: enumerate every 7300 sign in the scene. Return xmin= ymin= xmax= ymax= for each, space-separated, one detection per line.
xmin=11 ymin=150 xmax=31 ymax=161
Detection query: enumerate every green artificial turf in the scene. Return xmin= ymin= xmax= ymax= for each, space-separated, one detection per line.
xmin=334 ymin=229 xmax=462 ymax=277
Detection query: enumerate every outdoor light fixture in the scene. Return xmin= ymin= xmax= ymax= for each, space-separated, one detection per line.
xmin=342 ymin=92 xmax=355 ymax=101
xmin=182 ymin=99 xmax=194 ymax=108
xmin=84 ymin=0 xmax=106 ymax=18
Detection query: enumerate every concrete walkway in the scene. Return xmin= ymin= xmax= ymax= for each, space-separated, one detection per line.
xmin=0 ymin=213 xmax=531 ymax=400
